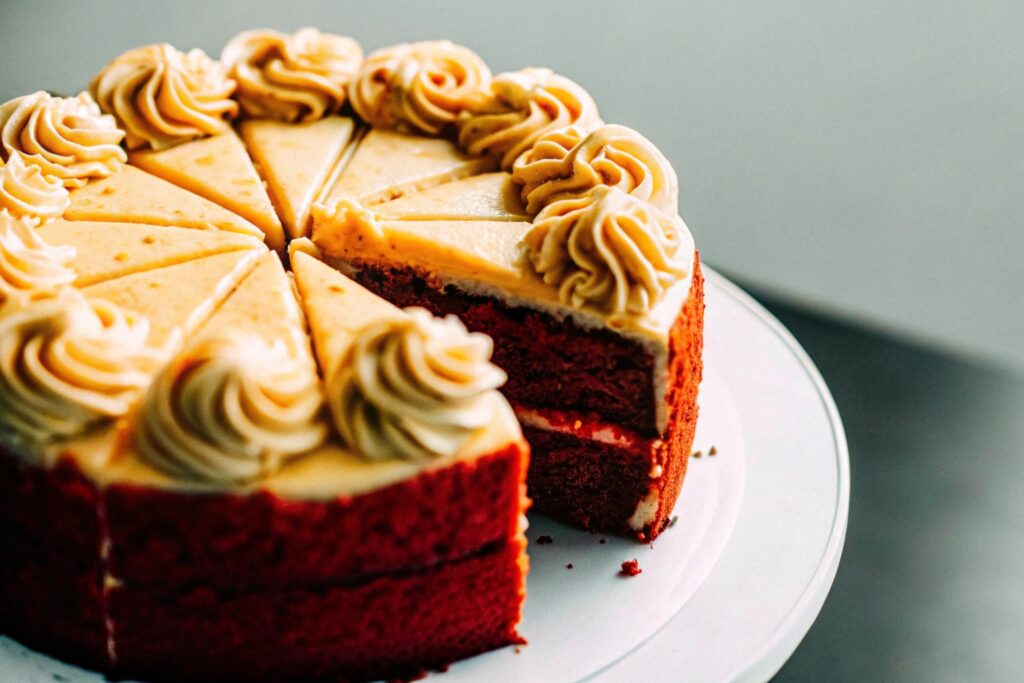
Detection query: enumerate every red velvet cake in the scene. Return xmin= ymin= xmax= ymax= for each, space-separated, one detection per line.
xmin=0 ymin=24 xmax=703 ymax=683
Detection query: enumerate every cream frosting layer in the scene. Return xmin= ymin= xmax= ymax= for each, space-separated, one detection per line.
xmin=0 ymin=290 xmax=162 ymax=442
xmin=135 ymin=334 xmax=327 ymax=484
xmin=512 ymin=123 xmax=678 ymax=215
xmin=222 ymin=28 xmax=362 ymax=123
xmin=90 ymin=43 xmax=238 ymax=151
xmin=329 ymin=307 xmax=507 ymax=462
xmin=0 ymin=151 xmax=70 ymax=221
xmin=0 ymin=91 xmax=126 ymax=189
xmin=349 ymin=40 xmax=491 ymax=135
xmin=457 ymin=68 xmax=601 ymax=170
xmin=524 ymin=185 xmax=692 ymax=316
xmin=0 ymin=211 xmax=76 ymax=304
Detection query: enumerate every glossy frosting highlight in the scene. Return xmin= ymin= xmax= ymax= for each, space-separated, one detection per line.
xmin=512 ymin=123 xmax=678 ymax=214
xmin=457 ymin=68 xmax=600 ymax=170
xmin=222 ymin=28 xmax=362 ymax=122
xmin=90 ymin=43 xmax=238 ymax=150
xmin=0 ymin=290 xmax=161 ymax=442
xmin=350 ymin=40 xmax=491 ymax=135
xmin=0 ymin=91 xmax=126 ymax=189
xmin=0 ymin=151 xmax=70 ymax=221
xmin=0 ymin=211 xmax=76 ymax=304
xmin=135 ymin=335 xmax=327 ymax=484
xmin=524 ymin=185 xmax=692 ymax=316
xmin=329 ymin=307 xmax=508 ymax=462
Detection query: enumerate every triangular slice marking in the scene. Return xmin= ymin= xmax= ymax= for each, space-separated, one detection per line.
xmin=373 ymin=172 xmax=528 ymax=221
xmin=323 ymin=129 xmax=495 ymax=207
xmin=37 ymin=219 xmax=264 ymax=287
xmin=129 ymin=130 xmax=285 ymax=251
xmin=82 ymin=249 xmax=262 ymax=352
xmin=65 ymin=166 xmax=264 ymax=239
xmin=291 ymin=251 xmax=402 ymax=380
xmin=241 ymin=116 xmax=355 ymax=241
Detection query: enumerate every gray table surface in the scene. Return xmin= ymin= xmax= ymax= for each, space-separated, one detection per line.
xmin=742 ymin=282 xmax=1024 ymax=682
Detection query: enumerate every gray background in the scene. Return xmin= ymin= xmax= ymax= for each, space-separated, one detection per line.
xmin=3 ymin=0 xmax=1021 ymax=371
xmin=4 ymin=0 xmax=1019 ymax=370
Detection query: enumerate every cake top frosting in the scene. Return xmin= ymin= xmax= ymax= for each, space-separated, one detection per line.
xmin=0 ymin=210 xmax=76 ymax=304
xmin=90 ymin=43 xmax=238 ymax=150
xmin=349 ymin=40 xmax=491 ymax=135
xmin=0 ymin=151 xmax=70 ymax=221
xmin=0 ymin=91 xmax=126 ymax=189
xmin=222 ymin=27 xmax=362 ymax=123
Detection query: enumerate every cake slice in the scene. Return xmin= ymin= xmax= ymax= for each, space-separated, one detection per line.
xmin=324 ymin=128 xmax=495 ymax=206
xmin=65 ymin=165 xmax=264 ymax=239
xmin=87 ymin=250 xmax=530 ymax=682
xmin=37 ymin=219 xmax=264 ymax=286
xmin=312 ymin=190 xmax=703 ymax=540
xmin=240 ymin=116 xmax=356 ymax=239
xmin=83 ymin=249 xmax=262 ymax=352
xmin=128 ymin=130 xmax=285 ymax=251
xmin=373 ymin=172 xmax=528 ymax=221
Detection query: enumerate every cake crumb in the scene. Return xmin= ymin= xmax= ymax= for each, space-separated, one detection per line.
xmin=669 ymin=515 xmax=680 ymax=528
xmin=573 ymin=419 xmax=583 ymax=429
xmin=514 ymin=646 xmax=523 ymax=654
xmin=709 ymin=445 xmax=718 ymax=456
xmin=619 ymin=559 xmax=643 ymax=576
xmin=599 ymin=538 xmax=607 ymax=544
xmin=692 ymin=450 xmax=703 ymax=458
xmin=536 ymin=535 xmax=553 ymax=545
xmin=566 ymin=563 xmax=574 ymax=570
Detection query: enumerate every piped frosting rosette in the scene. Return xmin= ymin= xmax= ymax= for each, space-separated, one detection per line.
xmin=512 ymin=123 xmax=678 ymax=215
xmin=329 ymin=308 xmax=507 ymax=462
xmin=0 ymin=211 xmax=76 ymax=305
xmin=0 ymin=289 xmax=162 ymax=442
xmin=523 ymin=185 xmax=693 ymax=317
xmin=349 ymin=40 xmax=491 ymax=135
xmin=457 ymin=68 xmax=600 ymax=170
xmin=90 ymin=43 xmax=238 ymax=150
xmin=0 ymin=151 xmax=70 ymax=222
xmin=0 ymin=91 xmax=126 ymax=188
xmin=222 ymin=28 xmax=362 ymax=122
xmin=135 ymin=335 xmax=327 ymax=484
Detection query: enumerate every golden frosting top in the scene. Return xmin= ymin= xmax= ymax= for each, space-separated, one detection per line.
xmin=0 ymin=290 xmax=161 ymax=443
xmin=523 ymin=185 xmax=693 ymax=317
xmin=329 ymin=307 xmax=507 ymax=462
xmin=222 ymin=28 xmax=362 ymax=123
xmin=90 ymin=43 xmax=238 ymax=151
xmin=512 ymin=123 xmax=678 ymax=215
xmin=0 ymin=211 xmax=76 ymax=305
xmin=0 ymin=152 xmax=70 ymax=221
xmin=457 ymin=68 xmax=600 ymax=170
xmin=349 ymin=40 xmax=491 ymax=135
xmin=135 ymin=335 xmax=327 ymax=484
xmin=0 ymin=91 xmax=126 ymax=189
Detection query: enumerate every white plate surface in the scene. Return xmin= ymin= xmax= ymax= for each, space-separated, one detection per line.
xmin=1 ymin=268 xmax=847 ymax=683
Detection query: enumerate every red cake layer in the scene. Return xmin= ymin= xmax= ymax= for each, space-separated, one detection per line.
xmin=0 ymin=449 xmax=109 ymax=669
xmin=350 ymin=263 xmax=664 ymax=435
xmin=110 ymin=537 xmax=528 ymax=683
xmin=107 ymin=442 xmax=529 ymax=590
xmin=518 ymin=262 xmax=703 ymax=540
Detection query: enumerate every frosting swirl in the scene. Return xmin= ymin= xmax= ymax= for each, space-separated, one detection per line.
xmin=457 ymin=68 xmax=600 ymax=170
xmin=0 ymin=151 xmax=70 ymax=221
xmin=136 ymin=335 xmax=327 ymax=484
xmin=330 ymin=308 xmax=506 ymax=462
xmin=222 ymin=28 xmax=362 ymax=123
xmin=349 ymin=41 xmax=490 ymax=135
xmin=0 ymin=290 xmax=161 ymax=442
xmin=0 ymin=91 xmax=126 ymax=188
xmin=90 ymin=43 xmax=238 ymax=151
xmin=0 ymin=211 xmax=76 ymax=304
xmin=512 ymin=123 xmax=678 ymax=215
xmin=523 ymin=186 xmax=692 ymax=316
